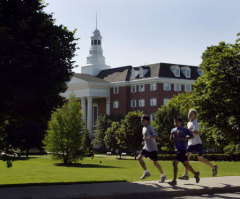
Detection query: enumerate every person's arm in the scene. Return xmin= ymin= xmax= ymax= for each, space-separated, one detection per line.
xmin=143 ymin=126 xmax=158 ymax=140
xmin=182 ymin=134 xmax=194 ymax=141
xmin=144 ymin=135 xmax=158 ymax=140
xmin=169 ymin=130 xmax=176 ymax=142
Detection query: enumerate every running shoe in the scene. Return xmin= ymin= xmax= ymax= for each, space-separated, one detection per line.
xmin=159 ymin=175 xmax=166 ymax=183
xmin=178 ymin=175 xmax=189 ymax=180
xmin=168 ymin=180 xmax=177 ymax=186
xmin=212 ymin=165 xmax=218 ymax=177
xmin=194 ymin=171 xmax=200 ymax=183
xmin=140 ymin=171 xmax=151 ymax=179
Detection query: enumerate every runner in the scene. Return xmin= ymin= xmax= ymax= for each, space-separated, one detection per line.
xmin=179 ymin=109 xmax=218 ymax=180
xmin=137 ymin=115 xmax=167 ymax=183
xmin=168 ymin=117 xmax=200 ymax=186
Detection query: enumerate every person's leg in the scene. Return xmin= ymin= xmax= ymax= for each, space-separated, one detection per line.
xmin=198 ymin=156 xmax=213 ymax=168
xmin=183 ymin=161 xmax=196 ymax=175
xmin=154 ymin=161 xmax=167 ymax=183
xmin=137 ymin=154 xmax=147 ymax=170
xmin=179 ymin=152 xmax=192 ymax=180
xmin=183 ymin=161 xmax=200 ymax=183
xmin=153 ymin=161 xmax=163 ymax=174
xmin=173 ymin=159 xmax=178 ymax=181
xmin=168 ymin=159 xmax=178 ymax=185
xmin=137 ymin=152 xmax=150 ymax=179
xmin=198 ymin=156 xmax=218 ymax=176
xmin=185 ymin=152 xmax=192 ymax=175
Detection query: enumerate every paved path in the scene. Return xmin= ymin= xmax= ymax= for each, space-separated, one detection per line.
xmin=0 ymin=176 xmax=239 ymax=199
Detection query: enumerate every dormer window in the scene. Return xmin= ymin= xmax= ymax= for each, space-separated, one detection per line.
xmin=139 ymin=67 xmax=148 ymax=78
xmin=139 ymin=68 xmax=144 ymax=78
xmin=171 ymin=65 xmax=180 ymax=77
xmin=181 ymin=66 xmax=191 ymax=78
xmin=131 ymin=69 xmax=135 ymax=79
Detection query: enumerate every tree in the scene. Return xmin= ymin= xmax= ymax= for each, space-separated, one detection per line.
xmin=93 ymin=115 xmax=112 ymax=152
xmin=193 ymin=33 xmax=240 ymax=144
xmin=43 ymin=95 xmax=86 ymax=164
xmin=104 ymin=122 xmax=121 ymax=154
xmin=0 ymin=0 xmax=78 ymax=153
xmin=120 ymin=111 xmax=143 ymax=159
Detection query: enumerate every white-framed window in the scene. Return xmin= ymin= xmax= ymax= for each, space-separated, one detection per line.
xmin=171 ymin=65 xmax=180 ymax=77
xmin=150 ymin=98 xmax=157 ymax=106
xmin=185 ymin=84 xmax=192 ymax=92
xmin=113 ymin=101 xmax=119 ymax=109
xmin=163 ymin=83 xmax=171 ymax=91
xmin=150 ymin=113 xmax=156 ymax=121
xmin=139 ymin=99 xmax=145 ymax=107
xmin=163 ymin=98 xmax=170 ymax=105
xmin=150 ymin=83 xmax=157 ymax=91
xmin=175 ymin=68 xmax=180 ymax=77
xmin=131 ymin=68 xmax=136 ymax=79
xmin=131 ymin=85 xmax=137 ymax=93
xmin=186 ymin=69 xmax=191 ymax=78
xmin=131 ymin=99 xmax=137 ymax=108
xmin=113 ymin=87 xmax=119 ymax=94
xmin=139 ymin=84 xmax=145 ymax=92
xmin=182 ymin=66 xmax=191 ymax=78
xmin=174 ymin=83 xmax=181 ymax=91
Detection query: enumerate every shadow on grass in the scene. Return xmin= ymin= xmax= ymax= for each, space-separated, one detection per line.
xmin=0 ymin=180 xmax=128 ymax=188
xmin=54 ymin=163 xmax=122 ymax=168
xmin=0 ymin=156 xmax=38 ymax=162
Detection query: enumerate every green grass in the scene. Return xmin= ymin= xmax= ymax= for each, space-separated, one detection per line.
xmin=0 ymin=155 xmax=239 ymax=186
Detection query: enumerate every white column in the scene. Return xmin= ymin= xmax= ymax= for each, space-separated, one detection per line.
xmin=81 ymin=97 xmax=86 ymax=123
xmin=106 ymin=97 xmax=110 ymax=115
xmin=87 ymin=96 xmax=93 ymax=134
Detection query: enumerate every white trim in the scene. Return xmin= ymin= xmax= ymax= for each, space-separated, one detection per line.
xmin=110 ymin=77 xmax=195 ymax=86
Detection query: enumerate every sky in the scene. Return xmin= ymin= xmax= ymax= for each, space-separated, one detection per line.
xmin=43 ymin=0 xmax=240 ymax=73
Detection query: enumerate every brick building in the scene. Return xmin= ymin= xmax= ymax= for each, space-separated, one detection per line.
xmin=62 ymin=27 xmax=203 ymax=133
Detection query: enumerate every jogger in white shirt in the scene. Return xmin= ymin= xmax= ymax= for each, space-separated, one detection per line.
xmin=179 ymin=109 xmax=218 ymax=180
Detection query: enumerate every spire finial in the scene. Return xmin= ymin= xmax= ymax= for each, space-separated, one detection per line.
xmin=96 ymin=12 xmax=97 ymax=29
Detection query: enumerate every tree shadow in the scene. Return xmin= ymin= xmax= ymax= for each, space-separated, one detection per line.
xmin=54 ymin=163 xmax=122 ymax=168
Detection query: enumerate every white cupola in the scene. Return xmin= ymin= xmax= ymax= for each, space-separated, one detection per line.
xmin=81 ymin=18 xmax=111 ymax=76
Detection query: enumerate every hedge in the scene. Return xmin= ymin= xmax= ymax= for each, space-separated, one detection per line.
xmin=157 ymin=154 xmax=240 ymax=161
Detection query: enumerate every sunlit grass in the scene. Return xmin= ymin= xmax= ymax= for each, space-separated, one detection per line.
xmin=0 ymin=155 xmax=239 ymax=185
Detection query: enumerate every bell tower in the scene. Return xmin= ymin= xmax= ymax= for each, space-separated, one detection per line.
xmin=81 ymin=16 xmax=111 ymax=76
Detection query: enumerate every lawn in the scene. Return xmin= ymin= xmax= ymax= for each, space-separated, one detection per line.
xmin=0 ymin=155 xmax=239 ymax=186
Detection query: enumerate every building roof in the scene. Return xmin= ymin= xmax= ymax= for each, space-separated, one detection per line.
xmin=96 ymin=62 xmax=200 ymax=82
xmin=97 ymin=66 xmax=132 ymax=82
xmin=73 ymin=73 xmax=108 ymax=83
